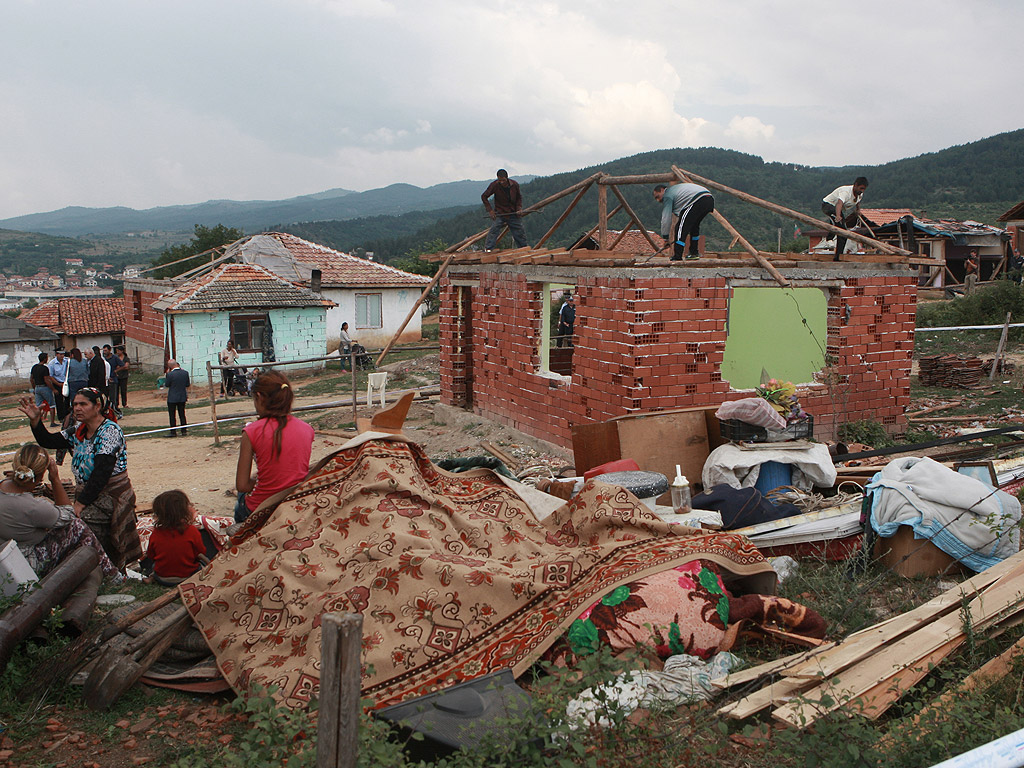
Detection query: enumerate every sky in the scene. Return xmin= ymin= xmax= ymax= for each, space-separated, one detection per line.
xmin=2 ymin=0 xmax=1022 ymax=219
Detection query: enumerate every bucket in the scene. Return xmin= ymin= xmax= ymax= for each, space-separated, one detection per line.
xmin=754 ymin=461 xmax=792 ymax=495
xmin=0 ymin=539 xmax=38 ymax=597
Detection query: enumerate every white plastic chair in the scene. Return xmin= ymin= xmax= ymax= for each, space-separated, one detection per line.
xmin=366 ymin=372 xmax=388 ymax=407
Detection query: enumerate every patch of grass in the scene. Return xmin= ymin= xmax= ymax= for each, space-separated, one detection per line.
xmin=838 ymin=419 xmax=894 ymax=448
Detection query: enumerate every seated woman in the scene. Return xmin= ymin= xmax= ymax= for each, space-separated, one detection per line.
xmin=0 ymin=445 xmax=122 ymax=582
xmin=18 ymin=387 xmax=142 ymax=570
xmin=235 ymin=371 xmax=314 ymax=523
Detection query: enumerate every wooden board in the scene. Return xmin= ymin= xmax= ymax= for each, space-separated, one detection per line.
xmin=571 ymin=421 xmax=622 ymax=476
xmin=614 ymin=410 xmax=709 ymax=491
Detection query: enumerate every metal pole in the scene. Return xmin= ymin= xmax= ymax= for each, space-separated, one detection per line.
xmin=206 ymin=360 xmax=220 ymax=445
xmin=316 ymin=612 xmax=363 ymax=768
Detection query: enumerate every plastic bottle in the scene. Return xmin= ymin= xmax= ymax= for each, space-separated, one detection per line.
xmin=670 ymin=465 xmax=692 ymax=515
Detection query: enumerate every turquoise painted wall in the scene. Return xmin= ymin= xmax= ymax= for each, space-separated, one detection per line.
xmin=169 ymin=308 xmax=329 ymax=382
xmin=720 ymin=287 xmax=827 ymax=389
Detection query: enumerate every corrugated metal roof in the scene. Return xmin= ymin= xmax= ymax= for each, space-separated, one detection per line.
xmin=229 ymin=232 xmax=431 ymax=288
xmin=153 ymin=263 xmax=335 ymax=313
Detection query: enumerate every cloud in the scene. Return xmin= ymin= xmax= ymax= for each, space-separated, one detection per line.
xmin=725 ymin=116 xmax=776 ymax=144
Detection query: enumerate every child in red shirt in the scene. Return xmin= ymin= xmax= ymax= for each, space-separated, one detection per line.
xmin=145 ymin=489 xmax=204 ymax=585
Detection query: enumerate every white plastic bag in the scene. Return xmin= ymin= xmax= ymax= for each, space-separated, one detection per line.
xmin=715 ymin=397 xmax=786 ymax=429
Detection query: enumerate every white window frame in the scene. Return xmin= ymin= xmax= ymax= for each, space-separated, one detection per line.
xmin=355 ymin=293 xmax=383 ymax=329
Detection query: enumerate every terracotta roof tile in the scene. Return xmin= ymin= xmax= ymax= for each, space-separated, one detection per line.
xmin=154 ymin=262 xmax=335 ymax=313
xmin=19 ymin=298 xmax=124 ymax=335
xmin=860 ymin=209 xmax=917 ymax=227
xmin=259 ymin=232 xmax=431 ymax=287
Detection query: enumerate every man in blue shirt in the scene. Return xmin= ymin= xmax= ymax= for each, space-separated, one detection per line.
xmin=47 ymin=347 xmax=70 ymax=421
xmin=654 ymin=183 xmax=715 ymax=261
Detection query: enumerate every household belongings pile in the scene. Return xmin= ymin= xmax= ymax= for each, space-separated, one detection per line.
xmin=867 ymin=456 xmax=1021 ymax=572
xmin=715 ymin=381 xmax=813 ymax=444
xmin=177 ymin=433 xmax=805 ymax=709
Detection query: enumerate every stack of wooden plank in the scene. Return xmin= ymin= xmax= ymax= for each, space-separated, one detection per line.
xmin=918 ymin=355 xmax=985 ymax=388
xmin=714 ymin=548 xmax=1024 ymax=726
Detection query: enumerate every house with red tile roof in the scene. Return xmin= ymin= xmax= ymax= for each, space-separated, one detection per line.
xmin=224 ymin=232 xmax=431 ymax=351
xmin=148 ymin=262 xmax=335 ymax=381
xmin=19 ymin=297 xmax=125 ymax=352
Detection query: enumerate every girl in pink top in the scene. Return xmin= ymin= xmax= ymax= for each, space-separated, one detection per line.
xmin=234 ymin=370 xmax=314 ymax=522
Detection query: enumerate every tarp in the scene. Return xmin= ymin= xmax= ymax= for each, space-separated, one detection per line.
xmin=179 ymin=436 xmax=774 ymax=708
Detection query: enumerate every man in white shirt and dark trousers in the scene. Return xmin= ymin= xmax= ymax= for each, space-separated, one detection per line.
xmin=822 ymin=177 xmax=868 ymax=259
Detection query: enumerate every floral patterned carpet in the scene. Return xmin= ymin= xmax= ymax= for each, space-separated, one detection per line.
xmin=179 ymin=437 xmax=774 ymax=708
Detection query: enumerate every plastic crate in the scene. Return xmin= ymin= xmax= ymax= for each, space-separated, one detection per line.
xmin=719 ymin=415 xmax=813 ymax=443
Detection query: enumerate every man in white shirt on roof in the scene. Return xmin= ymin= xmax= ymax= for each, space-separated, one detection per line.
xmin=821 ymin=177 xmax=868 ymax=259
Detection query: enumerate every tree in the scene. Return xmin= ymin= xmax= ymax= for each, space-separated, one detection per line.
xmin=150 ymin=224 xmax=244 ymax=279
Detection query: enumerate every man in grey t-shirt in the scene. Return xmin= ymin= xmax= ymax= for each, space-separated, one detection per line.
xmin=165 ymin=360 xmax=191 ymax=437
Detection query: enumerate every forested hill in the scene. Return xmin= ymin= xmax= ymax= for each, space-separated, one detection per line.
xmin=287 ymin=129 xmax=1024 ymax=260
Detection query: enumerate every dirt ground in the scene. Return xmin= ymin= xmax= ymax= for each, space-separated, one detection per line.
xmin=0 ymin=354 xmax=570 ymax=517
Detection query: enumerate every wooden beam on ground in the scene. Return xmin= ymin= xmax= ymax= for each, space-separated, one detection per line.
xmin=672 ymin=166 xmax=790 ymax=288
xmin=672 ymin=164 xmax=910 ymax=256
xmin=376 ymin=252 xmax=455 ymax=367
xmin=536 ymin=181 xmax=594 ymax=248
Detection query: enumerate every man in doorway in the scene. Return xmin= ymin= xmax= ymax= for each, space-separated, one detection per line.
xmin=821 ymin=177 xmax=868 ymax=259
xmin=165 ymin=360 xmax=190 ymax=437
xmin=654 ymin=182 xmax=715 ymax=261
xmin=482 ymin=169 xmax=528 ymax=251
xmin=557 ymin=293 xmax=576 ymax=348
xmin=965 ymin=248 xmax=980 ymax=296
xmin=47 ymin=347 xmax=70 ymax=422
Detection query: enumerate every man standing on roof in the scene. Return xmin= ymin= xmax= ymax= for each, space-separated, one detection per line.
xmin=822 ymin=177 xmax=868 ymax=259
xmin=482 ymin=169 xmax=528 ymax=251
xmin=653 ymin=182 xmax=715 ymax=261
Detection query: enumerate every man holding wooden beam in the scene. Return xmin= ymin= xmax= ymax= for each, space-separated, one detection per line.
xmin=821 ymin=177 xmax=868 ymax=258
xmin=482 ymin=169 xmax=528 ymax=251
xmin=653 ymin=182 xmax=715 ymax=260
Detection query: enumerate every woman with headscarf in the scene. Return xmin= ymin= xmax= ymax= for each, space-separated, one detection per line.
xmin=0 ymin=444 xmax=122 ymax=582
xmin=18 ymin=387 xmax=141 ymax=570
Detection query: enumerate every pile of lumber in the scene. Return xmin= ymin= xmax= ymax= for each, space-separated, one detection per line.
xmin=714 ymin=549 xmax=1024 ymax=726
xmin=918 ymin=355 xmax=985 ymax=388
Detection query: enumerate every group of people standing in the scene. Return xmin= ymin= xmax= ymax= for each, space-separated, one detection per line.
xmin=30 ymin=345 xmax=130 ymax=427
xmin=4 ymin=359 xmax=316 ymax=587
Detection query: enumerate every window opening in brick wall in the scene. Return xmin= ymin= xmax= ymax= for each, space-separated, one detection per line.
xmin=355 ymin=293 xmax=383 ymax=329
xmin=133 ymin=291 xmax=143 ymax=321
xmin=721 ymin=286 xmax=829 ymax=389
xmin=230 ymin=314 xmax=266 ymax=353
xmin=539 ymin=282 xmax=575 ymax=377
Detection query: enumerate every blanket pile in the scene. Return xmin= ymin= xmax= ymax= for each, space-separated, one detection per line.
xmin=180 ymin=438 xmax=774 ymax=708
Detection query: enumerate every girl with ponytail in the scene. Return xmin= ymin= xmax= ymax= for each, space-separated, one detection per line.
xmin=234 ymin=370 xmax=314 ymax=523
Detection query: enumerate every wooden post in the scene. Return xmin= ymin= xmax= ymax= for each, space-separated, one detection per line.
xmin=536 ymin=182 xmax=593 ymax=248
xmin=672 ymin=167 xmax=790 ymax=288
xmin=672 ymin=164 xmax=910 ymax=256
xmin=989 ymin=312 xmax=1012 ymax=382
xmin=375 ymin=252 xmax=456 ymax=367
xmin=316 ymin=612 xmax=363 ymax=768
xmin=597 ymin=184 xmax=608 ymax=250
xmin=351 ymin=351 xmax=357 ymax=425
xmin=608 ymin=184 xmax=662 ymax=252
xmin=206 ymin=360 xmax=220 ymax=445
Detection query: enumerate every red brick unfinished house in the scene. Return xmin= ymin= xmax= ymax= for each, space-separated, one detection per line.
xmin=433 ymin=168 xmax=918 ymax=449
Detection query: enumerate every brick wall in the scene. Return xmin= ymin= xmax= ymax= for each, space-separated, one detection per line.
xmin=440 ymin=269 xmax=915 ymax=450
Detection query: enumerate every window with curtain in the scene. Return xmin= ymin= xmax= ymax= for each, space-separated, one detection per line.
xmin=355 ymin=293 xmax=383 ymax=329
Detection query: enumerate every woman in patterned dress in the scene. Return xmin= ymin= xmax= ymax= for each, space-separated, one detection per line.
xmin=0 ymin=444 xmax=122 ymax=582
xmin=18 ymin=387 xmax=142 ymax=570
